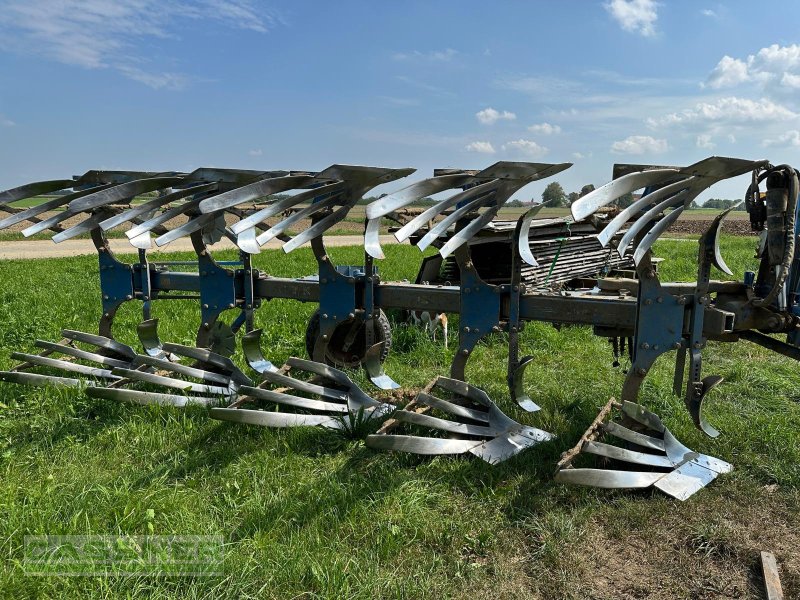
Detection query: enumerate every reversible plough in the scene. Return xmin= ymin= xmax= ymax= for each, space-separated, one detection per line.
xmin=0 ymin=156 xmax=798 ymax=500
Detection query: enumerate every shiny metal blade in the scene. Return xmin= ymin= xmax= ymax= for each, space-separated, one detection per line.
xmin=417 ymin=194 xmax=488 ymax=251
xmin=238 ymin=385 xmax=349 ymax=413
xmin=597 ymin=178 xmax=694 ymax=247
xmin=154 ymin=213 xmax=213 ymax=246
xmin=438 ymin=207 xmax=499 ymax=258
xmin=415 ymin=392 xmax=490 ymax=423
xmin=0 ymin=179 xmax=74 ymax=204
xmin=229 ymin=182 xmax=346 ymax=235
xmin=394 ymin=180 xmax=499 ymax=243
xmin=69 ymin=176 xmax=185 ymax=213
xmin=126 ymin=198 xmax=202 ymax=238
xmin=571 ymin=168 xmax=681 ymax=221
xmin=281 ymin=204 xmax=352 ymax=253
xmin=241 ymin=329 xmax=279 ymax=374
xmin=111 ymin=367 xmax=231 ymax=395
xmin=62 ymin=330 xmax=137 ymax=360
xmin=393 ymin=410 xmax=497 ymax=437
xmin=100 ymin=183 xmax=217 ymax=231
xmin=131 ymin=355 xmax=232 ymax=386
xmin=0 ymin=370 xmax=86 ymax=388
xmin=210 ymin=407 xmax=341 ymax=428
xmin=365 ymin=434 xmax=481 ymax=455
xmin=52 ymin=214 xmax=105 ymax=243
xmin=363 ymin=342 xmax=400 ymax=389
xmin=161 ymin=343 xmax=253 ymax=386
xmin=603 ymin=421 xmax=666 ymax=451
xmin=433 ymin=377 xmax=492 ymax=407
xmin=617 ymin=188 xmax=698 ymax=257
xmin=256 ymin=194 xmax=342 ymax=246
xmin=285 ymin=357 xmax=352 ymax=387
xmin=511 ymin=356 xmax=542 ymax=412
xmin=364 ymin=217 xmax=384 ymax=259
xmin=259 ymin=371 xmax=349 ymax=401
xmin=86 ymin=386 xmax=220 ymax=407
xmin=555 ymin=468 xmax=665 ymax=489
xmin=365 ymin=173 xmax=473 ymax=220
xmin=10 ymin=352 xmax=120 ymax=380
xmin=583 ymin=440 xmax=675 ymax=468
xmin=516 ymin=204 xmax=545 ymax=267
xmin=34 ymin=340 xmax=132 ymax=369
xmin=21 ymin=210 xmax=73 ymax=237
xmin=198 ymin=174 xmax=315 ymax=214
xmin=0 ymin=184 xmax=112 ymax=231
xmin=653 ymin=461 xmax=718 ymax=501
xmin=632 ymin=205 xmax=687 ymax=265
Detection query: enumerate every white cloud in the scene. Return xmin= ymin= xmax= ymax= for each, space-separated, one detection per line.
xmin=604 ymin=0 xmax=659 ymax=37
xmin=476 ymin=107 xmax=516 ymax=125
xmin=727 ymin=133 xmax=736 ymax=143
xmin=0 ymin=1 xmax=280 ymax=89
xmin=696 ymin=134 xmax=715 ymax=149
xmin=701 ymin=8 xmax=716 ymax=17
xmin=706 ymin=56 xmax=750 ymax=88
xmin=611 ymin=135 xmax=668 ymax=154
xmin=706 ymin=44 xmax=800 ymax=90
xmin=0 ymin=115 xmax=14 ymax=127
xmin=502 ymin=139 xmax=548 ymax=158
xmin=392 ymin=48 xmax=457 ymax=62
xmin=465 ymin=141 xmax=496 ymax=154
xmin=249 ymin=149 xmax=263 ymax=156
xmin=527 ymin=122 xmax=561 ymax=135
xmin=762 ymin=130 xmax=800 ymax=148
xmin=572 ymin=152 xmax=585 ymax=159
xmin=647 ymin=97 xmax=798 ymax=127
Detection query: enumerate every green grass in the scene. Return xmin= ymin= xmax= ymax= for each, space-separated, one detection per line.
xmin=0 ymin=237 xmax=799 ymax=598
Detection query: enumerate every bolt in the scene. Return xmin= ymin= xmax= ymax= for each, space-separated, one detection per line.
xmin=474 ymin=328 xmax=480 ymax=333
xmin=513 ymin=285 xmax=519 ymax=292
xmin=143 ymin=295 xmax=149 ymax=301
xmin=464 ymin=327 xmax=471 ymax=333
xmin=333 ymin=315 xmax=337 ymax=321
xmin=322 ymin=334 xmax=329 ymax=340
xmin=693 ymin=342 xmax=702 ymax=349
xmin=348 ymin=312 xmax=355 ymax=319
xmin=641 ymin=342 xmax=650 ymax=350
xmin=637 ymin=367 xmax=648 ymax=376
xmin=203 ymin=322 xmax=209 ymax=328
xmin=462 ymin=349 xmax=469 ymax=355
xmin=673 ymin=341 xmax=682 ymax=349
xmin=126 ymin=295 xmax=132 ymax=300
xmin=228 ymin=303 xmax=235 ymax=309
xmin=322 ymin=313 xmax=328 ymax=319
xmin=492 ymin=326 xmax=501 ymax=332
xmin=103 ymin=295 xmax=109 ymax=300
xmin=247 ymin=304 xmax=252 ymax=309
xmin=511 ymin=327 xmax=518 ymax=332
xmin=203 ymin=304 xmax=209 ymax=309
xmin=677 ymin=296 xmax=687 ymax=305
xmin=644 ymin=299 xmax=652 ymax=305
xmin=104 ymin=313 xmax=110 ymax=318
xmin=657 ymin=297 xmax=663 ymax=303
xmin=653 ymin=345 xmax=659 ymax=351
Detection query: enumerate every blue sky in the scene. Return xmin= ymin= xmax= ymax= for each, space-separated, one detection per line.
xmin=1 ymin=0 xmax=799 ymax=203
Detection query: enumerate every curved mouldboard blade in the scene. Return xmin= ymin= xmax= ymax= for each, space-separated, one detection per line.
xmin=571 ymin=168 xmax=681 ymax=221
xmin=515 ymin=204 xmax=545 ymax=266
xmin=241 ymin=329 xmax=279 ymax=374
xmin=69 ymin=176 xmax=185 ymax=213
xmin=365 ymin=173 xmax=474 ymax=220
xmin=0 ymin=179 xmax=75 ymax=204
xmin=364 ymin=342 xmax=400 ymax=390
xmin=512 ymin=356 xmax=542 ymax=412
xmin=704 ymin=205 xmax=739 ymax=276
xmin=198 ymin=174 xmax=316 ymax=214
xmin=686 ymin=375 xmax=724 ymax=438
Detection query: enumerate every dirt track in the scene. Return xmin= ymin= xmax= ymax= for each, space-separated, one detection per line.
xmin=0 ymin=234 xmax=401 ymax=260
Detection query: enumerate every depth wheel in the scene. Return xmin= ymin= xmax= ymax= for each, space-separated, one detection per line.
xmin=305 ymin=309 xmax=392 ymax=367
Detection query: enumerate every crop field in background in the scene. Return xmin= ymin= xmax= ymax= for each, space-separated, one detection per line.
xmin=0 ymin=237 xmax=799 ymax=598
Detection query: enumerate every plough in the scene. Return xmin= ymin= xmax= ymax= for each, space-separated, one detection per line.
xmin=0 ymin=155 xmax=798 ymax=500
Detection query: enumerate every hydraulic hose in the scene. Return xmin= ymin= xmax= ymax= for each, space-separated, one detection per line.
xmin=754 ymin=165 xmax=800 ymax=307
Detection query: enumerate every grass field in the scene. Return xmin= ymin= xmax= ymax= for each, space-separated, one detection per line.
xmin=0 ymin=236 xmax=799 ymax=598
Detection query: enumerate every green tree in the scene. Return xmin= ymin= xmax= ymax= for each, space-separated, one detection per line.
xmin=580 ymin=184 xmax=595 ymax=197
xmin=542 ymin=182 xmax=567 ymax=207
xmin=567 ymin=191 xmax=580 ymax=205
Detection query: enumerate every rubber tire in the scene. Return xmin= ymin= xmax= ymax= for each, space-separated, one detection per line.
xmin=305 ymin=309 xmax=392 ymax=368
